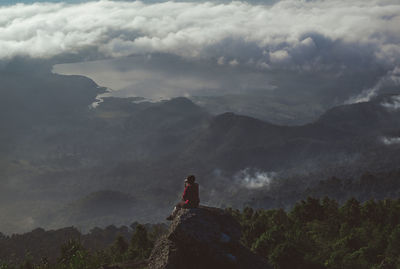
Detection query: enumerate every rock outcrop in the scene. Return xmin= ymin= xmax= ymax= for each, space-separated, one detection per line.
xmin=148 ymin=206 xmax=271 ymax=269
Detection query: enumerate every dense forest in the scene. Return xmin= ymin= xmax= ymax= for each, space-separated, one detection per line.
xmin=0 ymin=223 xmax=166 ymax=269
xmin=2 ymin=196 xmax=400 ymax=268
xmin=230 ymin=197 xmax=400 ymax=269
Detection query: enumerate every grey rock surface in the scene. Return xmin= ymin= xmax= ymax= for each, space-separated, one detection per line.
xmin=148 ymin=206 xmax=271 ymax=269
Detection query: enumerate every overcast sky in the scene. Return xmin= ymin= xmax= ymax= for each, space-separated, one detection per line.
xmin=2 ymin=0 xmax=400 ymax=121
xmin=2 ymin=0 xmax=399 ymax=64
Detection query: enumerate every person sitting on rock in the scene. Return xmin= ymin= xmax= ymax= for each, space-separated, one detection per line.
xmin=166 ymin=175 xmax=200 ymax=221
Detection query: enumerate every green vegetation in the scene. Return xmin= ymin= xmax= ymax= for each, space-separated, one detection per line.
xmin=0 ymin=224 xmax=164 ymax=269
xmin=228 ymin=197 xmax=400 ymax=269
xmin=2 ymin=197 xmax=400 ymax=268
xmin=127 ymin=224 xmax=153 ymax=260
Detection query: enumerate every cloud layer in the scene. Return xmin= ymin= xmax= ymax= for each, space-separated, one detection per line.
xmin=1 ymin=0 xmax=400 ymax=73
xmin=235 ymin=168 xmax=276 ymax=189
xmin=381 ymin=136 xmax=400 ymax=145
xmin=346 ymin=67 xmax=400 ymax=104
xmin=381 ymin=95 xmax=400 ymax=110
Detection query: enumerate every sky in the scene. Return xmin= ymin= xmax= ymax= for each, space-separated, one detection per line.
xmin=1 ymin=0 xmax=400 ymax=122
xmin=1 ymin=0 xmax=80 ymax=4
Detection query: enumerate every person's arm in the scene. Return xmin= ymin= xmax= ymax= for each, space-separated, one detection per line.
xmin=195 ymin=183 xmax=200 ymax=204
xmin=182 ymin=185 xmax=189 ymax=202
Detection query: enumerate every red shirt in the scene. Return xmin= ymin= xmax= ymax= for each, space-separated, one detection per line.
xmin=182 ymin=183 xmax=200 ymax=207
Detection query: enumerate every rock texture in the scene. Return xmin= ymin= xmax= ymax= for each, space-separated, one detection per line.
xmin=148 ymin=206 xmax=271 ymax=269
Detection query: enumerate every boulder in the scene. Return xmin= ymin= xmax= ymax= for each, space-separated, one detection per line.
xmin=148 ymin=206 xmax=271 ymax=269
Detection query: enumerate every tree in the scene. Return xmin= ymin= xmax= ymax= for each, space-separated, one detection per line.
xmin=252 ymin=226 xmax=286 ymax=257
xmin=386 ymin=224 xmax=400 ymax=259
xmin=128 ymin=224 xmax=153 ymax=260
xmin=57 ymin=239 xmax=91 ymax=269
xmin=110 ymin=235 xmax=129 ymax=262
xmin=341 ymin=198 xmax=361 ymax=227
xmin=269 ymin=242 xmax=311 ymax=269
xmin=290 ymin=197 xmax=324 ymax=223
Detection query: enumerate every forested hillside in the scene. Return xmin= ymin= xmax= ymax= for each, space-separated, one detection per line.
xmin=1 ymin=197 xmax=400 ymax=269
xmin=230 ymin=197 xmax=400 ymax=269
xmin=0 ymin=222 xmax=166 ymax=268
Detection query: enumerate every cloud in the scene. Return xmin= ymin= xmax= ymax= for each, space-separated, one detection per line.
xmin=217 ymin=56 xmax=225 ymax=65
xmin=0 ymin=0 xmax=399 ymax=74
xmin=269 ymin=50 xmax=291 ymax=64
xmin=346 ymin=66 xmax=400 ymax=104
xmin=229 ymin=59 xmax=239 ymax=67
xmin=381 ymin=94 xmax=400 ymax=111
xmin=234 ymin=168 xmax=276 ymax=189
xmin=381 ymin=136 xmax=400 ymax=145
xmin=4 ymin=0 xmax=400 ymax=118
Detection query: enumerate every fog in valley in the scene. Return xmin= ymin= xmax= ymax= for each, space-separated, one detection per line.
xmin=1 ymin=0 xmax=400 ymax=235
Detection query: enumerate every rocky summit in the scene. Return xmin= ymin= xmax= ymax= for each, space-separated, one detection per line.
xmin=148 ymin=206 xmax=270 ymax=269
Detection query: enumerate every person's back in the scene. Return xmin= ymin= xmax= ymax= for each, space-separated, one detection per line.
xmin=166 ymin=175 xmax=200 ymax=220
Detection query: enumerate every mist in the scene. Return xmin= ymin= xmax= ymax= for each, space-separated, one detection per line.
xmin=1 ymin=0 xmax=399 ymax=118
xmin=1 ymin=0 xmax=400 ymax=234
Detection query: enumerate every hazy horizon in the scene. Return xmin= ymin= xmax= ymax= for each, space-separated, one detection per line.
xmin=1 ymin=0 xmax=400 ymax=234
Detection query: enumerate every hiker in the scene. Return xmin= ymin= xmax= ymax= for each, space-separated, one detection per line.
xmin=166 ymin=175 xmax=200 ymax=221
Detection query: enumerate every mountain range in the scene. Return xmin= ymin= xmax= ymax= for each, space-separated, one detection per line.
xmin=1 ymin=68 xmax=400 ymax=234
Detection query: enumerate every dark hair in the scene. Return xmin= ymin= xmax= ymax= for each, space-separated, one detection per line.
xmin=186 ymin=175 xmax=195 ymax=183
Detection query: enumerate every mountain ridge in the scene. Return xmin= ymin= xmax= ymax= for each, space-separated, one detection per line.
xmin=1 ymin=69 xmax=399 ymax=233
